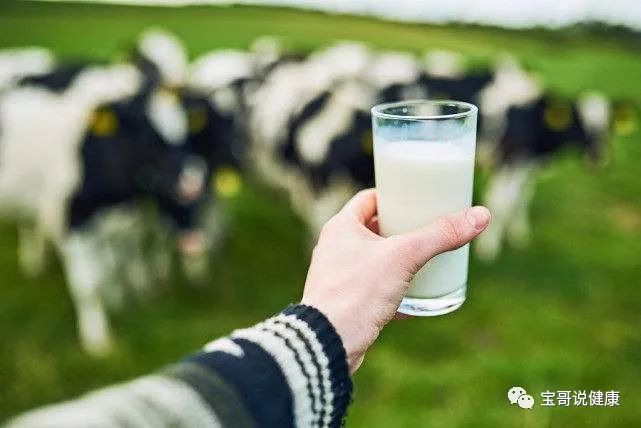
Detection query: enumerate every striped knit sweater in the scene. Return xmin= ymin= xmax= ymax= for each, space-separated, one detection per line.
xmin=6 ymin=305 xmax=353 ymax=428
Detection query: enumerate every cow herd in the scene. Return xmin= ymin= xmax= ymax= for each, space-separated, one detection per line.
xmin=0 ymin=29 xmax=621 ymax=355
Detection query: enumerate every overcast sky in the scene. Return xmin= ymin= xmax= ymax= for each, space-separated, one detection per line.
xmin=38 ymin=0 xmax=641 ymax=30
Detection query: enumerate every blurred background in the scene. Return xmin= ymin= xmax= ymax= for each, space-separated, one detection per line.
xmin=1 ymin=0 xmax=640 ymax=426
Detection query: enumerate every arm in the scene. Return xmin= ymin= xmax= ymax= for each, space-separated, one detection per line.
xmin=8 ymin=189 xmax=489 ymax=427
xmin=7 ymin=305 xmax=351 ymax=428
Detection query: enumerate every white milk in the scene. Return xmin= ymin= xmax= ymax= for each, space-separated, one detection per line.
xmin=374 ymin=138 xmax=475 ymax=298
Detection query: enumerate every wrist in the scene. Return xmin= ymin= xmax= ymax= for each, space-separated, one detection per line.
xmin=298 ymin=299 xmax=372 ymax=374
xmin=281 ymin=304 xmax=353 ymax=422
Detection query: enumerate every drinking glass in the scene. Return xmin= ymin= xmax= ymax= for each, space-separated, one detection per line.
xmin=372 ymin=100 xmax=478 ymax=316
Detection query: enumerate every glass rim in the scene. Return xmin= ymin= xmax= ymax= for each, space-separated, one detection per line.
xmin=371 ymin=99 xmax=478 ymax=121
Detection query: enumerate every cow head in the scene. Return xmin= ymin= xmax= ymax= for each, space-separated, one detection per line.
xmin=498 ymin=94 xmax=613 ymax=165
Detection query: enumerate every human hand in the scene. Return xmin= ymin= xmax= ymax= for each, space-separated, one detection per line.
xmin=301 ymin=189 xmax=490 ymax=373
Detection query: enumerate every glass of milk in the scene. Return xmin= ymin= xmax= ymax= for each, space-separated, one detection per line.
xmin=371 ymin=100 xmax=478 ymax=316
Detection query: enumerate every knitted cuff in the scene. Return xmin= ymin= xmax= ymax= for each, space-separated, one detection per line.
xmin=282 ymin=304 xmax=353 ymax=427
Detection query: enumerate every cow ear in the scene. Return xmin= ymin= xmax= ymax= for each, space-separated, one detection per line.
xmin=212 ymin=167 xmax=242 ymax=199
xmin=188 ymin=105 xmax=209 ymax=135
xmin=612 ymin=100 xmax=638 ymax=137
xmin=89 ymin=108 xmax=118 ymax=137
xmin=543 ymin=98 xmax=573 ymax=132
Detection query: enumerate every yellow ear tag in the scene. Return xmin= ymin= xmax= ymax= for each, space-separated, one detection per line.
xmin=90 ymin=108 xmax=118 ymax=137
xmin=160 ymin=85 xmax=180 ymax=101
xmin=543 ymin=100 xmax=572 ymax=132
xmin=213 ymin=167 xmax=242 ymax=199
xmin=613 ymin=104 xmax=637 ymax=137
xmin=361 ymin=129 xmax=373 ymax=155
xmin=188 ymin=106 xmax=208 ymax=135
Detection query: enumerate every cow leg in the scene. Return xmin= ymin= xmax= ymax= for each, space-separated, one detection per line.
xmin=149 ymin=219 xmax=173 ymax=284
xmin=99 ymin=237 xmax=126 ymax=310
xmin=17 ymin=222 xmax=48 ymax=278
xmin=179 ymin=229 xmax=209 ymax=285
xmin=506 ymin=162 xmax=539 ymax=248
xmin=475 ymin=162 xmax=532 ymax=262
xmin=122 ymin=217 xmax=152 ymax=298
xmin=200 ymin=198 xmax=227 ymax=254
xmin=286 ymin=169 xmax=316 ymax=226
xmin=60 ymin=230 xmax=113 ymax=356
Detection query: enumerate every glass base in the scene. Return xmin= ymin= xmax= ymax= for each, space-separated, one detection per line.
xmin=398 ymin=285 xmax=466 ymax=316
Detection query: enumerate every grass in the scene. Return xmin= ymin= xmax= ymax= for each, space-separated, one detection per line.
xmin=1 ymin=1 xmax=640 ymax=426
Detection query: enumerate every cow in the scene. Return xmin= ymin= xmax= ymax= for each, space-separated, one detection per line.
xmin=162 ymin=45 xmax=280 ymax=280
xmin=244 ymin=48 xmax=436 ymax=233
xmin=0 ymin=63 xmax=150 ymax=353
xmin=250 ymin=47 xmax=494 ymax=234
xmin=0 ymin=29 xmax=196 ymax=355
xmin=249 ymin=42 xmax=372 ymax=192
xmin=475 ymin=92 xmax=611 ymax=261
xmin=247 ymin=43 xmax=613 ymax=270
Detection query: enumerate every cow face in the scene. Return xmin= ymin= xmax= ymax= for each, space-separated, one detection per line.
xmin=69 ymin=95 xmax=186 ymax=228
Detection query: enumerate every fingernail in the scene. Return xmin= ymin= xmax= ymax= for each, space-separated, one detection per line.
xmin=466 ymin=206 xmax=490 ymax=230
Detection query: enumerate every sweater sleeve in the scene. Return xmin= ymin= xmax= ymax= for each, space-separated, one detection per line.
xmin=6 ymin=304 xmax=353 ymax=428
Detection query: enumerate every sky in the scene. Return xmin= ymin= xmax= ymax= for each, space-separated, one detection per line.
xmin=36 ymin=0 xmax=641 ymax=30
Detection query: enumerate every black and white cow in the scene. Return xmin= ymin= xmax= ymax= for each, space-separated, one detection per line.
xmin=249 ymin=47 xmax=495 ymax=233
xmin=249 ymin=42 xmax=372 ymax=193
xmin=0 ymin=29 xmax=196 ymax=355
xmin=161 ymin=46 xmax=281 ymax=278
xmin=247 ymin=42 xmax=380 ymax=230
xmin=63 ymin=83 xmax=195 ymax=354
xmin=154 ymin=86 xmax=245 ymax=280
xmin=0 ymin=62 xmax=150 ymax=354
xmin=475 ymin=92 xmax=611 ymax=261
xmin=248 ymin=43 xmax=613 ymax=268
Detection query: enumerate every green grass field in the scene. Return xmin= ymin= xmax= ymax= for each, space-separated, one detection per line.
xmin=1 ymin=1 xmax=640 ymax=426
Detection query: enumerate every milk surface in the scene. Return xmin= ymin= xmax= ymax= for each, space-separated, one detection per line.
xmin=374 ymin=138 xmax=475 ymax=298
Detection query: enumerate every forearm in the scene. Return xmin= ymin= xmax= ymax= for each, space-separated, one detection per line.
xmin=7 ymin=305 xmax=352 ymax=428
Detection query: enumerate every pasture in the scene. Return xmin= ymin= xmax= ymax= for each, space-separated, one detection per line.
xmin=1 ymin=1 xmax=640 ymax=426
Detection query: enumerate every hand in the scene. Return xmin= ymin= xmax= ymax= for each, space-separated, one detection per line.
xmin=301 ymin=189 xmax=490 ymax=373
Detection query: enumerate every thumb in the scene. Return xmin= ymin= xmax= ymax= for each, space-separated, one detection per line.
xmin=395 ymin=206 xmax=491 ymax=273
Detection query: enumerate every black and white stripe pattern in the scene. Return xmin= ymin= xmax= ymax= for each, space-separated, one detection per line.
xmin=7 ymin=375 xmax=221 ymax=428
xmin=7 ymin=305 xmax=352 ymax=428
xmin=222 ymin=305 xmax=352 ymax=427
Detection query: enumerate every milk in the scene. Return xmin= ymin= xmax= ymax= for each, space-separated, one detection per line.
xmin=374 ymin=138 xmax=475 ymax=298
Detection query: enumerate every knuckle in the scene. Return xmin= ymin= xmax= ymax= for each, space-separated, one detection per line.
xmin=437 ymin=216 xmax=463 ymax=247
